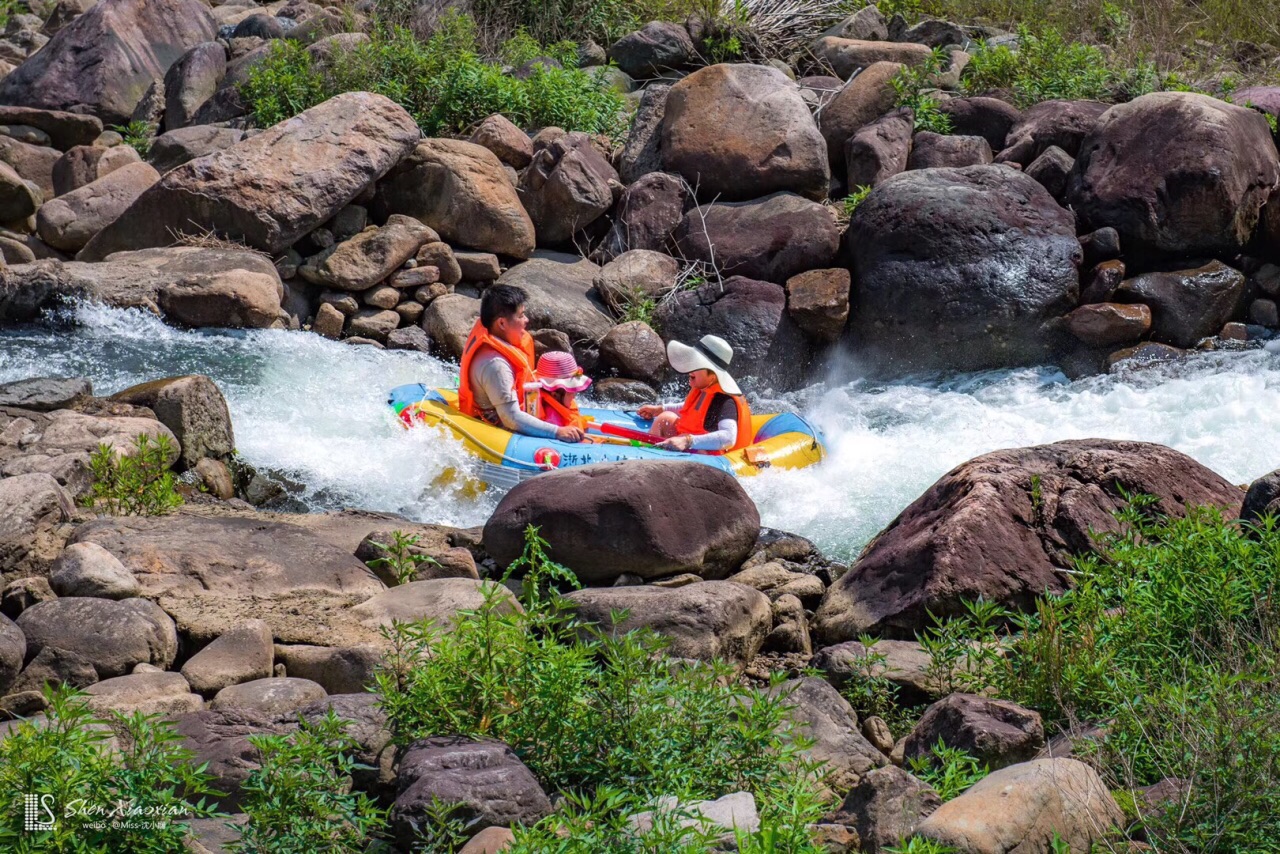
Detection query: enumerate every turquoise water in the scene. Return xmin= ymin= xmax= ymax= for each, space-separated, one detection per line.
xmin=5 ymin=303 xmax=1280 ymax=559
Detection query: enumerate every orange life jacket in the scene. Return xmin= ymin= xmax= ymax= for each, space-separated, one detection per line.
xmin=674 ymin=382 xmax=753 ymax=451
xmin=536 ymin=389 xmax=589 ymax=430
xmin=457 ymin=319 xmax=537 ymax=421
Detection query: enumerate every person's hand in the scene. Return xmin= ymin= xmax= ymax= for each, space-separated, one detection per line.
xmin=556 ymin=425 xmax=585 ymax=443
xmin=637 ymin=404 xmax=663 ymax=420
xmin=656 ymin=434 xmax=693 ymax=452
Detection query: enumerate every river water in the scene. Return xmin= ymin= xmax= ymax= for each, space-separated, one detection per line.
xmin=4 ymin=303 xmax=1280 ymax=560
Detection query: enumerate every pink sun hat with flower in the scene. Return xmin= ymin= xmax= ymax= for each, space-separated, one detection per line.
xmin=535 ymin=351 xmax=593 ymax=393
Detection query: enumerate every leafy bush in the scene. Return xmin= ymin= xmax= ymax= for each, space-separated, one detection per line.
xmin=886 ymin=837 xmax=958 ymax=853
xmin=891 ymin=48 xmax=955 ymax=133
xmin=905 ymin=742 xmax=988 ymax=801
xmin=365 ymin=531 xmax=440 ymax=585
xmin=375 ymin=525 xmax=833 ymax=848
xmin=232 ymin=710 xmax=388 ymax=853
xmin=241 ymin=15 xmax=629 ymax=139
xmin=963 ymin=26 xmax=1115 ymax=107
xmin=842 ymin=185 xmax=873 ymax=219
xmin=987 ymin=503 xmax=1280 ymax=852
xmin=0 ymin=686 xmax=223 ymax=852
xmin=109 ymin=121 xmax=157 ymax=158
xmin=81 ymin=433 xmax=183 ymax=516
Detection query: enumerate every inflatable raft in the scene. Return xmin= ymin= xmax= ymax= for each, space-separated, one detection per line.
xmin=388 ymin=384 xmax=825 ymax=489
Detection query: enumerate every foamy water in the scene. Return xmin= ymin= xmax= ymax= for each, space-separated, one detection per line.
xmin=4 ymin=304 xmax=1280 ymax=558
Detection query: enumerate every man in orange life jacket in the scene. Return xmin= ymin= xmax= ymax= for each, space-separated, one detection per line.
xmin=637 ymin=335 xmax=753 ymax=453
xmin=456 ymin=285 xmax=585 ymax=443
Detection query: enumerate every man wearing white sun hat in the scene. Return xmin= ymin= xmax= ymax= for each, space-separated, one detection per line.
xmin=637 ymin=334 xmax=754 ymax=453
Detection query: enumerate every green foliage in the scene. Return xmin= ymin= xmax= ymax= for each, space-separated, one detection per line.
xmin=0 ymin=0 xmax=26 ymax=29
xmin=842 ymin=185 xmax=873 ymax=219
xmin=81 ymin=433 xmax=183 ymax=516
xmin=0 ymin=686 xmax=224 ymax=853
xmin=834 ymin=635 xmax=923 ymax=736
xmin=963 ymin=26 xmax=1116 ymax=107
xmin=918 ymin=598 xmax=1011 ymax=697
xmin=905 ymin=742 xmax=989 ymax=801
xmin=891 ymin=48 xmax=955 ymax=134
xmin=109 ymin=121 xmax=157 ymax=158
xmin=241 ymin=15 xmax=628 ymax=139
xmin=618 ymin=289 xmax=658 ymax=325
xmin=376 ymin=525 xmax=832 ymax=848
xmin=885 ymin=839 xmax=958 ymax=854
xmin=365 ymin=530 xmax=440 ymax=585
xmin=232 ymin=710 xmax=388 ymax=853
xmin=992 ymin=503 xmax=1280 ymax=851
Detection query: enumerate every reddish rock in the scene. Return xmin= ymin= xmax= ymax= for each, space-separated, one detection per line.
xmin=813 ymin=439 xmax=1243 ymax=641
xmin=1067 ymin=92 xmax=1279 ymax=258
xmin=468 ymin=113 xmax=532 ymax=170
xmin=518 ymin=131 xmax=619 ymax=244
xmin=904 ymin=693 xmax=1045 ymax=770
xmin=1079 ymin=258 xmax=1125 ymax=304
xmin=844 ymin=108 xmax=913 ymax=189
xmin=1113 ymin=260 xmax=1245 ymax=348
xmin=592 ymin=171 xmax=688 ymax=263
xmin=996 ymin=99 xmax=1108 ymax=165
xmin=813 ymin=37 xmax=931 ymax=79
xmin=906 ymin=132 xmax=992 ymax=169
xmin=820 ymin=61 xmax=903 ymax=173
xmin=1105 ymin=341 xmax=1185 ymax=372
xmin=937 ymin=96 xmax=1021 ymax=150
xmin=1024 ymin=145 xmax=1073 ymax=200
xmin=1065 ymin=302 xmax=1151 ymax=346
xmin=785 ymin=268 xmax=851 ymax=342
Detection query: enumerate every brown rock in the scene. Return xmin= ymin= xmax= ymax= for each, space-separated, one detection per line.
xmin=37 ymin=161 xmax=160 ymax=252
xmin=1065 ymin=302 xmax=1151 ymax=346
xmin=1068 ymin=92 xmax=1279 ymax=257
xmin=80 ymin=92 xmax=420 ymax=258
xmin=390 ymin=266 xmax=441 ymax=290
xmin=819 ymin=61 xmax=903 ymax=174
xmin=0 ymin=106 xmax=102 ymax=151
xmin=0 ymin=160 xmax=39 ymax=222
xmin=1024 ymin=144 xmax=1074 ymax=200
xmin=810 ymin=639 xmax=943 ymax=705
xmin=1112 ymin=260 xmax=1245 ymax=348
xmin=421 ymin=293 xmax=481 ymax=359
xmin=786 ymin=268 xmax=850 ymax=342
xmin=773 ymin=677 xmax=887 ymax=795
xmin=468 ymin=113 xmax=532 ymax=170
xmin=313 ymin=215 xmax=435 ymax=291
xmin=347 ymin=308 xmax=400 ymax=342
xmin=833 ymin=766 xmax=941 ymax=853
xmin=455 ymin=250 xmax=502 ymax=282
xmin=1106 ymin=341 xmax=1185 ymax=372
xmin=813 ymin=439 xmax=1244 ymax=641
xmin=593 ymin=171 xmax=688 ymax=262
xmin=599 ymin=320 xmax=667 ymax=385
xmin=813 ymin=37 xmax=930 ymax=79
xmin=16 ymin=596 xmax=178 ymax=678
xmin=157 ymin=269 xmax=281 ymax=330
xmin=0 ymin=0 xmax=217 ymax=124
xmin=0 ymin=136 xmax=60 ymax=199
xmin=163 ymin=41 xmax=226 ymax=132
xmin=351 ymin=578 xmax=518 ymax=634
xmin=1079 ymin=258 xmax=1125 ymax=304
xmin=414 ymin=242 xmax=461 ymax=284
xmin=374 ymin=139 xmax=536 ymax=259
xmin=519 ymin=131 xmax=619 ymax=244
xmin=907 ymin=131 xmax=992 ymax=169
xmin=312 ymin=301 xmax=344 ymax=339
xmin=998 ymin=99 xmax=1108 ymax=165
xmin=661 ymin=63 xmax=829 ymax=202
xmin=593 ymin=248 xmax=678 ymax=316
xmin=52 ymin=144 xmax=140 ymax=197
xmin=904 ymin=693 xmax=1045 ymax=770
xmin=937 ymin=96 xmax=1021 ymax=151
xmin=845 ymin=107 xmax=913 ymax=189
xmin=763 ymin=593 xmax=812 ymax=655
xmin=364 ymin=284 xmax=401 ymax=310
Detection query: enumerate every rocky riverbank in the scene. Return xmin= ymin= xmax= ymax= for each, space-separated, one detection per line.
xmin=2 ymin=369 xmax=1274 ymax=850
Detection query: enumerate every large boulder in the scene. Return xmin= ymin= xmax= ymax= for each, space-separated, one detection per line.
xmin=0 ymin=160 xmax=40 ymax=221
xmin=163 ymin=41 xmax=226 ymax=132
xmin=619 ymin=83 xmax=670 ymax=185
xmin=773 ymin=677 xmax=888 ymax=796
xmin=484 ymin=461 xmax=760 ymax=584
xmin=0 ymin=136 xmax=61 ymax=199
xmin=1112 ymin=260 xmax=1245 ymax=348
xmin=565 ymin=581 xmax=772 ymax=666
xmin=844 ymin=107 xmax=913 ymax=189
xmin=785 ymin=268 xmax=851 ymax=342
xmin=811 ymin=639 xmax=941 ymax=706
xmin=652 ymin=275 xmax=811 ymax=389
xmin=173 ymin=707 xmax=298 ymax=807
xmin=0 ymin=0 xmax=217 ymax=124
xmin=181 ymin=619 xmax=274 ymax=695
xmin=79 ymin=92 xmax=420 ymax=259
xmin=593 ymin=171 xmax=688 ymax=262
xmin=1066 ymin=92 xmax=1280 ymax=258
xmin=83 ymin=671 xmax=204 ymax=716
xmin=670 ymin=192 xmax=841 ymax=285
xmin=421 ymin=293 xmax=480 ymax=359
xmin=609 ymin=21 xmax=695 ymax=78
xmin=49 ymin=541 xmax=140 ymax=600
xmin=0 ymin=472 xmax=75 ymax=575
xmin=907 ymin=132 xmax=992 ymax=169
xmin=468 ymin=113 xmax=532 ymax=169
xmin=915 ymin=759 xmax=1123 ymax=853
xmin=16 ymin=596 xmax=178 ymax=678
xmin=599 ymin=320 xmax=667 ymax=385
xmin=70 ymin=513 xmax=386 ymax=645
xmin=519 ymin=132 xmax=619 ymax=245
xmin=0 ymin=106 xmax=102 ymax=151
xmin=846 ymin=165 xmax=1080 ymax=373
xmin=495 ymin=255 xmax=613 ymax=349
xmin=211 ymin=677 xmax=327 ymax=718
xmin=109 ymin=374 xmax=234 ymax=470
xmin=819 ymin=62 xmax=903 ymax=173
xmin=903 ymin=694 xmax=1045 ymax=770
xmin=592 ymin=249 xmax=679 ymax=316
xmin=0 ymin=377 xmax=91 ymax=411
xmin=0 ymin=613 xmax=23 ymax=695
xmin=309 ymin=215 xmax=435 ymax=292
xmin=374 ymin=139 xmax=536 ymax=259
xmin=36 ymin=161 xmax=160 ymax=252
xmin=661 ymin=63 xmax=829 ymax=202
xmin=392 ymin=737 xmax=552 ymax=845
xmin=813 ymin=439 xmax=1244 ymax=642
xmin=833 ymin=766 xmax=941 ymax=853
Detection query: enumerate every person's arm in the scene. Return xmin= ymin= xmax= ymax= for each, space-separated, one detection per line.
xmin=478 ymin=359 xmax=560 ymax=439
xmin=688 ymin=418 xmax=738 ymax=451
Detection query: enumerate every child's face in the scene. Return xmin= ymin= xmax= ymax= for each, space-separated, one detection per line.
xmin=688 ymin=369 xmax=716 ymax=390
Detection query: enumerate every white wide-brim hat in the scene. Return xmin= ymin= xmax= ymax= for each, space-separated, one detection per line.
xmin=666 ymin=335 xmax=741 ymax=395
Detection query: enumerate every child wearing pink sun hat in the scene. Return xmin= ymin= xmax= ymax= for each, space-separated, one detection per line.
xmin=527 ymin=351 xmax=592 ymax=428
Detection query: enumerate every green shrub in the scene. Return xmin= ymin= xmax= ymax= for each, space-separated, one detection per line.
xmin=962 ymin=26 xmax=1116 ymax=106
xmin=842 ymin=185 xmax=873 ymax=219
xmin=0 ymin=687 xmax=224 ymax=852
xmin=231 ymin=710 xmax=388 ymax=853
xmin=81 ymin=433 xmax=183 ymax=516
xmin=886 ymin=838 xmax=958 ymax=854
xmin=365 ymin=530 xmax=440 ymax=585
xmin=905 ymin=742 xmax=988 ymax=801
xmin=375 ymin=525 xmax=833 ymax=848
xmin=240 ymin=15 xmax=629 ymax=139
xmin=991 ymin=503 xmax=1280 ymax=851
xmin=891 ymin=48 xmax=955 ymax=133
xmin=109 ymin=121 xmax=157 ymax=158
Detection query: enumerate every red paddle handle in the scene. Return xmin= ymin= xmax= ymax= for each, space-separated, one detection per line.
xmin=595 ymin=422 xmax=657 ymax=444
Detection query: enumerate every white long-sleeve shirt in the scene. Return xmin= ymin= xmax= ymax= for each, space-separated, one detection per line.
xmin=469 ymin=350 xmax=560 ymax=439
